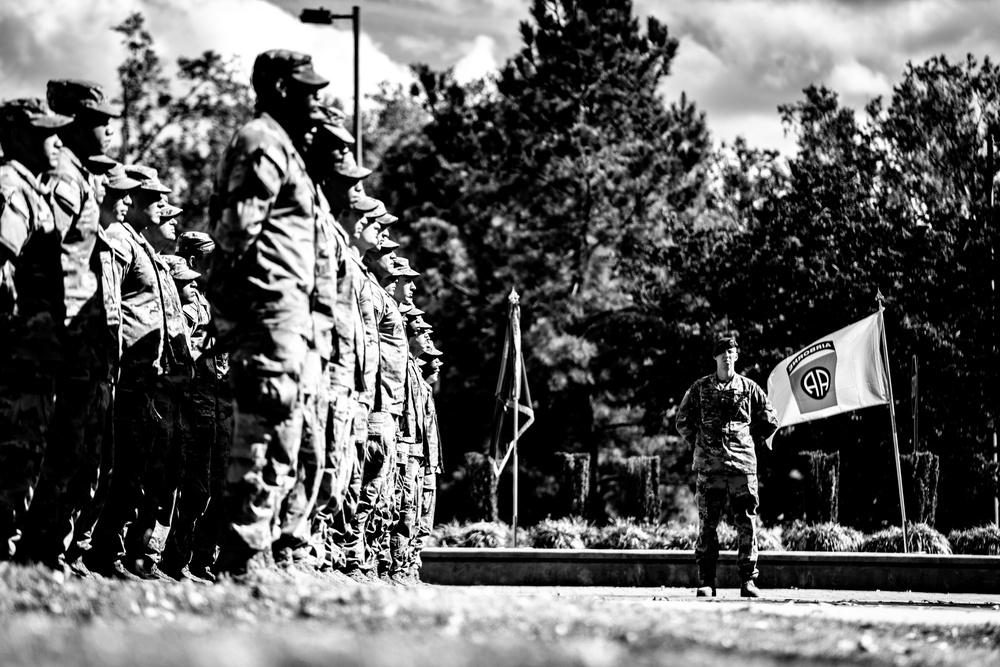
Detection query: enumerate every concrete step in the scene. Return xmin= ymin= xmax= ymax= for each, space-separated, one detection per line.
xmin=421 ymin=548 xmax=1000 ymax=593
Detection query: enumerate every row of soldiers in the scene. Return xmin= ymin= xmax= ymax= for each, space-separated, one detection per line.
xmin=0 ymin=48 xmax=445 ymax=585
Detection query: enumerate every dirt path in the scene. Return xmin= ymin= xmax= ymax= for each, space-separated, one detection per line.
xmin=2 ymin=564 xmax=997 ymax=666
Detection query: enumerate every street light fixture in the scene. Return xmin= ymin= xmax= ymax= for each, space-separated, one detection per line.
xmin=300 ymin=5 xmax=362 ymax=166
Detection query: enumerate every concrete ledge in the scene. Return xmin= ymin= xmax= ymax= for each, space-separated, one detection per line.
xmin=421 ymin=548 xmax=1000 ymax=593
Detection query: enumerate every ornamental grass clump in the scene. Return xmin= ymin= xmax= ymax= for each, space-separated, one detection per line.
xmin=430 ymin=520 xmax=467 ymax=547
xmin=757 ymin=525 xmax=785 ymax=551
xmin=859 ymin=522 xmax=951 ymax=554
xmin=648 ymin=523 xmax=698 ymax=550
xmin=783 ymin=521 xmax=864 ymax=552
xmin=461 ymin=521 xmax=510 ymax=548
xmin=529 ymin=518 xmax=588 ymax=549
xmin=592 ymin=519 xmax=653 ymax=549
xmin=948 ymin=525 xmax=1000 ymax=555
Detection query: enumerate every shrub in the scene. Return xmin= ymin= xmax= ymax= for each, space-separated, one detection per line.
xmin=783 ymin=521 xmax=864 ymax=552
xmin=647 ymin=523 xmax=697 ymax=550
xmin=592 ymin=519 xmax=653 ymax=549
xmin=430 ymin=520 xmax=467 ymax=547
xmin=757 ymin=525 xmax=785 ymax=551
xmin=859 ymin=523 xmax=951 ymax=554
xmin=529 ymin=518 xmax=588 ymax=549
xmin=461 ymin=521 xmax=511 ymax=548
xmin=948 ymin=525 xmax=1000 ymax=555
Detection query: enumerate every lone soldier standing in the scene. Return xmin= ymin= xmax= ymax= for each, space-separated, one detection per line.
xmin=675 ymin=336 xmax=778 ymax=598
xmin=206 ymin=50 xmax=330 ymax=576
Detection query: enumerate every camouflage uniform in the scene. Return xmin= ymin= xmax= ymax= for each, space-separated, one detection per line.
xmin=0 ymin=150 xmax=64 ymax=559
xmin=88 ymin=220 xmax=174 ymax=570
xmin=390 ymin=350 xmax=426 ymax=576
xmin=206 ymin=109 xmax=327 ymax=572
xmin=326 ymin=248 xmax=376 ymax=571
xmin=21 ymin=131 xmax=121 ymax=567
xmin=412 ymin=375 xmax=442 ymax=573
xmin=675 ymin=372 xmax=778 ymax=583
xmin=160 ymin=262 xmax=217 ymax=574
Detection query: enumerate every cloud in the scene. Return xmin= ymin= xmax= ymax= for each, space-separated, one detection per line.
xmin=0 ymin=0 xmax=413 ymax=108
xmin=453 ymin=35 xmax=499 ymax=84
xmin=642 ymin=0 xmax=1000 ymax=152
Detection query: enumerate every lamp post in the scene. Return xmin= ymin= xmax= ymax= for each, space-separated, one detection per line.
xmin=989 ymin=133 xmax=998 ymax=527
xmin=300 ymin=5 xmax=362 ymax=166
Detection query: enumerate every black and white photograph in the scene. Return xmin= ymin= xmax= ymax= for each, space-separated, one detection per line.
xmin=1 ymin=1 xmax=998 ymax=665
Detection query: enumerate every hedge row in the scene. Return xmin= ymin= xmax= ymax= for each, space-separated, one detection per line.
xmin=428 ymin=519 xmax=1000 ymax=555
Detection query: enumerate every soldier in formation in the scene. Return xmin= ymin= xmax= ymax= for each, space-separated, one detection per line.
xmin=0 ymin=49 xmax=446 ymax=586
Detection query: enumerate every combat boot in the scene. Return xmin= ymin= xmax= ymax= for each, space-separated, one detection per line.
xmin=695 ymin=578 xmax=716 ymax=597
xmin=740 ymin=580 xmax=762 ymax=598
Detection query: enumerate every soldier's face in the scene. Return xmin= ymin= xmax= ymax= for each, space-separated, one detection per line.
xmin=73 ymin=112 xmax=114 ymax=156
xmin=100 ymin=191 xmax=130 ymax=228
xmin=179 ymin=281 xmax=198 ymax=305
xmin=715 ymin=348 xmax=738 ymax=376
xmin=130 ymin=191 xmax=167 ymax=228
xmin=157 ymin=217 xmax=178 ymax=242
xmin=359 ymin=219 xmax=382 ymax=248
xmin=283 ymin=80 xmax=323 ymax=133
xmin=395 ymin=278 xmax=415 ymax=304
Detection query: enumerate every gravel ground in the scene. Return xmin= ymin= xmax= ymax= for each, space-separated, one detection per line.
xmin=1 ymin=563 xmax=998 ymax=667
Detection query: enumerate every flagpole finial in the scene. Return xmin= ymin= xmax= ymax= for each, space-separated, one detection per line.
xmin=508 ymin=288 xmax=520 ymax=305
xmin=876 ymin=288 xmax=885 ymax=310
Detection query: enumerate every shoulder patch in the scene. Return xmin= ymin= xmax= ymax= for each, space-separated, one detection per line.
xmin=53 ymin=178 xmax=83 ymax=216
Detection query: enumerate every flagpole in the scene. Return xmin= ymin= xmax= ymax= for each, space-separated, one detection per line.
xmin=510 ymin=289 xmax=520 ymax=548
xmin=878 ymin=297 xmax=909 ymax=552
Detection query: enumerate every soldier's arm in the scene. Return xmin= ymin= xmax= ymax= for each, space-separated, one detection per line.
xmin=749 ymin=382 xmax=779 ymax=442
xmin=213 ymin=145 xmax=285 ymax=258
xmin=675 ymin=383 xmax=700 ymax=446
xmin=0 ymin=190 xmax=32 ymax=298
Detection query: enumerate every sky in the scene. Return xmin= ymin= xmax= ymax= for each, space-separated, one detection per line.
xmin=1 ymin=0 xmax=998 ymax=155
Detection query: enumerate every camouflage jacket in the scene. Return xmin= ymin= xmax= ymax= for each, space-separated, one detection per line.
xmin=324 ymin=214 xmax=365 ymax=395
xmin=370 ymin=279 xmax=406 ymax=416
xmin=422 ymin=381 xmax=442 ymax=473
xmin=207 ymin=112 xmax=324 ymax=380
xmin=399 ymin=353 xmax=425 ymax=456
xmin=106 ymin=222 xmax=168 ymax=380
xmin=156 ymin=256 xmax=193 ymax=380
xmin=0 ymin=158 xmax=63 ymax=371
xmin=347 ymin=250 xmax=377 ymax=409
xmin=676 ymin=373 xmax=778 ymax=474
xmin=44 ymin=147 xmax=102 ymax=329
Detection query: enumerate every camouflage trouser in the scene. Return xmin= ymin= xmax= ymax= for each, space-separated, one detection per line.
xmin=695 ymin=471 xmax=759 ymax=582
xmin=411 ymin=469 xmax=437 ymax=572
xmin=315 ymin=388 xmax=359 ymax=519
xmin=319 ymin=404 xmax=367 ymax=571
xmin=371 ymin=447 xmax=399 ymax=575
xmin=70 ymin=380 xmax=115 ymax=563
xmin=22 ymin=370 xmax=112 ymax=565
xmin=161 ymin=367 xmax=217 ymax=571
xmin=277 ymin=352 xmax=327 ymax=550
xmin=125 ymin=380 xmax=184 ymax=565
xmin=88 ymin=380 xmax=159 ymax=566
xmin=389 ymin=454 xmax=424 ymax=575
xmin=189 ymin=375 xmax=233 ymax=572
xmin=0 ymin=377 xmax=57 ymax=560
xmin=344 ymin=411 xmax=395 ymax=572
xmin=215 ymin=335 xmax=309 ymax=573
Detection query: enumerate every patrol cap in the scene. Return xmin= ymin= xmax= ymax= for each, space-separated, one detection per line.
xmin=160 ymin=204 xmax=183 ymax=220
xmin=712 ymin=336 xmax=738 ymax=357
xmin=407 ymin=304 xmax=426 ymax=317
xmin=87 ymin=154 xmax=118 ymax=175
xmin=365 ymin=199 xmax=399 ymax=226
xmin=379 ymin=238 xmax=400 ymax=252
xmin=351 ymin=195 xmax=381 ymax=215
xmin=416 ymin=357 xmax=427 ymax=367
xmin=47 ymin=79 xmax=120 ymax=119
xmin=408 ymin=315 xmax=432 ymax=332
xmin=392 ymin=256 xmax=419 ymax=278
xmin=334 ymin=152 xmax=372 ymax=180
xmin=252 ymin=50 xmax=329 ymax=93
xmin=0 ymin=98 xmax=73 ymax=131
xmin=162 ymin=255 xmax=200 ymax=282
xmin=422 ymin=341 xmax=443 ymax=357
xmin=124 ymin=165 xmax=172 ymax=193
xmin=318 ymin=106 xmax=355 ymax=144
xmin=104 ymin=163 xmax=142 ymax=191
xmin=177 ymin=231 xmax=215 ymax=255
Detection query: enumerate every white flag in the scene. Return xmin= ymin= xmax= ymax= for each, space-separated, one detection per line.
xmin=767 ymin=311 xmax=889 ymax=437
